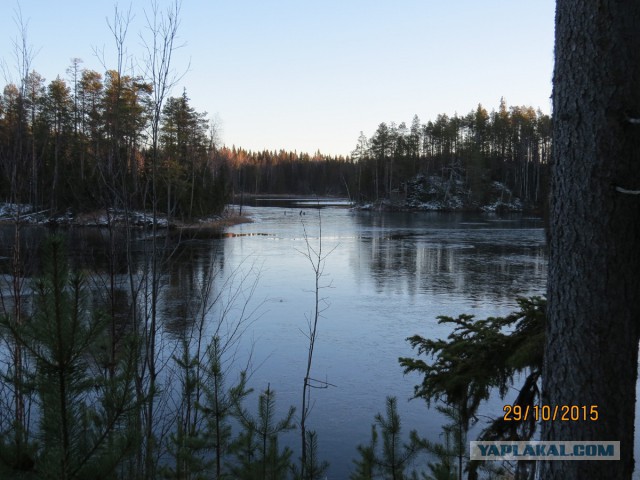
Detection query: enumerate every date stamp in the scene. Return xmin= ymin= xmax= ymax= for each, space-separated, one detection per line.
xmin=503 ymin=405 xmax=599 ymax=422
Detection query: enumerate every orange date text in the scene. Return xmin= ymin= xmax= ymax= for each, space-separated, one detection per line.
xmin=502 ymin=405 xmax=599 ymax=422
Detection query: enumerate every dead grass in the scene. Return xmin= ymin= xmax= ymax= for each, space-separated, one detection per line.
xmin=176 ymin=213 xmax=253 ymax=232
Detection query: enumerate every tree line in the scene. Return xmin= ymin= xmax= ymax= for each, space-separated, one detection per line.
xmin=155 ymin=99 xmax=554 ymax=211
xmin=1 ymin=62 xmax=551 ymax=215
xmin=0 ymin=65 xmax=226 ymax=221
xmin=350 ymin=100 xmax=551 ymax=208
xmin=218 ymin=146 xmax=351 ymax=198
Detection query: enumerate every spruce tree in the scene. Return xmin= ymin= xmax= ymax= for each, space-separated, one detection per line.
xmin=399 ymin=297 xmax=545 ymax=479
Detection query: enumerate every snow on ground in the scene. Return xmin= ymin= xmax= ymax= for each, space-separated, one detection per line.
xmin=0 ymin=203 xmax=171 ymax=228
xmin=81 ymin=209 xmax=170 ymax=228
xmin=0 ymin=203 xmax=34 ymax=218
xmin=354 ymin=176 xmax=526 ymax=212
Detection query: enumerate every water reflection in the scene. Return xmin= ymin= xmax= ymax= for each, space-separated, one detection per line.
xmin=0 ymin=225 xmax=230 ymax=338
xmin=160 ymin=239 xmax=229 ymax=336
xmin=351 ymin=212 xmax=546 ymax=302
xmin=218 ymin=207 xmax=549 ymax=477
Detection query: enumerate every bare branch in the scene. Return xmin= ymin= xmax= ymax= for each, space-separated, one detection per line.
xmin=615 ymin=186 xmax=640 ymax=195
xmin=2 ymin=4 xmax=40 ymax=89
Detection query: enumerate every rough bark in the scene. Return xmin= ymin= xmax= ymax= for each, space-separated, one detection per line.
xmin=541 ymin=1 xmax=640 ymax=479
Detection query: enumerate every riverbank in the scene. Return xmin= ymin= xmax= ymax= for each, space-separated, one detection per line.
xmin=0 ymin=203 xmax=253 ymax=229
xmin=354 ymin=176 xmax=540 ymax=214
xmin=354 ymin=197 xmax=531 ymax=214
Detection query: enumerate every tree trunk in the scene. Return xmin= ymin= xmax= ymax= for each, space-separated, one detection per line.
xmin=541 ymin=2 xmax=640 ymax=479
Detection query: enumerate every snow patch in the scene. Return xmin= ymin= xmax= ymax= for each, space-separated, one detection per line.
xmin=0 ymin=203 xmax=172 ymax=228
xmin=0 ymin=203 xmax=34 ymax=218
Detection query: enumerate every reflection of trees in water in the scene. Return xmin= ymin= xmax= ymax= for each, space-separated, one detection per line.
xmin=356 ymin=227 xmax=547 ymax=302
xmin=0 ymin=226 xmax=229 ymax=338
xmin=0 ymin=226 xmax=135 ymax=276
xmin=161 ymin=241 xmax=226 ymax=336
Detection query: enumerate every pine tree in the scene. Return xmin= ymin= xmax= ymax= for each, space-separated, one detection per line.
xmin=161 ymin=337 xmax=209 ymax=480
xmin=351 ymin=396 xmax=425 ymax=480
xmin=292 ymin=431 xmax=329 ymax=480
xmin=350 ymin=425 xmax=377 ymax=480
xmin=0 ymin=236 xmax=138 ymax=479
xmin=198 ymin=335 xmax=252 ymax=479
xmin=421 ymin=406 xmax=462 ymax=480
xmin=230 ymin=385 xmax=295 ymax=480
xmin=541 ymin=1 xmax=640 ymax=478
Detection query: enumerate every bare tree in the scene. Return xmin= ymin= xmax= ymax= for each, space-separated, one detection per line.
xmin=297 ymin=209 xmax=335 ymax=479
xmin=167 ymin=253 xmax=262 ymax=479
xmin=0 ymin=7 xmax=37 ymax=464
xmin=139 ymin=1 xmax=184 ymax=477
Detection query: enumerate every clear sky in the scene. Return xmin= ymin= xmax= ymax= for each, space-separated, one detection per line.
xmin=1 ymin=1 xmax=555 ymax=157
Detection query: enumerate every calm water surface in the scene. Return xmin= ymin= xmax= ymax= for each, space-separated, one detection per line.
xmin=218 ymin=204 xmax=547 ymax=477
xmin=1 ymin=204 xmax=550 ymax=477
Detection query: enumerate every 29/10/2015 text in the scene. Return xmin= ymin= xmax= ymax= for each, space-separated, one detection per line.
xmin=503 ymin=405 xmax=599 ymax=422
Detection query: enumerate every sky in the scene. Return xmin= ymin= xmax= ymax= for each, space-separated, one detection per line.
xmin=1 ymin=1 xmax=556 ymax=157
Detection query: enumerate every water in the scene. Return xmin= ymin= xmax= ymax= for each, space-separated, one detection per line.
xmin=218 ymin=204 xmax=547 ymax=477
xmin=0 ymin=204 xmax=548 ymax=477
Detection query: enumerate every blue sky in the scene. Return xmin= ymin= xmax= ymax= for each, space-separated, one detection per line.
xmin=1 ymin=1 xmax=555 ymax=156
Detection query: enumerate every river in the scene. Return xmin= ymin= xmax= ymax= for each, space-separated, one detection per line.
xmin=217 ymin=201 xmax=547 ymax=477
xmin=0 ymin=201 xmax=549 ymax=477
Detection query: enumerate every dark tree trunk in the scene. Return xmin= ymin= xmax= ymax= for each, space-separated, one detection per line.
xmin=541 ymin=1 xmax=640 ymax=479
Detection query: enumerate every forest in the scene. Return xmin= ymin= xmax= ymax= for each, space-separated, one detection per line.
xmin=0 ymin=59 xmax=553 ymax=479
xmin=223 ymin=100 xmax=551 ymax=213
xmin=0 ymin=56 xmax=552 ymax=478
xmin=0 ymin=66 xmax=227 ymax=222
xmin=1 ymin=60 xmax=551 ymax=219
